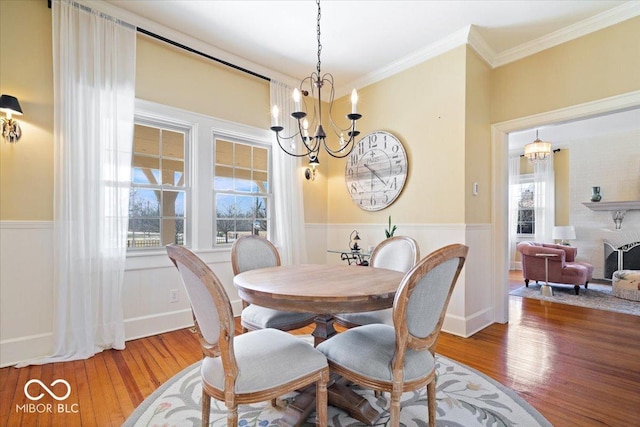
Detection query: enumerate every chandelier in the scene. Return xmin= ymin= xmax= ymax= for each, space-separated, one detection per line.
xmin=270 ymin=0 xmax=362 ymax=165
xmin=523 ymin=130 xmax=551 ymax=162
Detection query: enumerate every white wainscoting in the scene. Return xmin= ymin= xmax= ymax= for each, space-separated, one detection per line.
xmin=313 ymin=222 xmax=495 ymax=338
xmin=1 ymin=220 xmax=494 ymax=367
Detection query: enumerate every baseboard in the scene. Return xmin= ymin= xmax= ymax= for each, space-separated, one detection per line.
xmin=124 ymin=309 xmax=194 ymax=342
xmin=0 ymin=332 xmax=54 ymax=368
xmin=442 ymin=307 xmax=494 ymax=338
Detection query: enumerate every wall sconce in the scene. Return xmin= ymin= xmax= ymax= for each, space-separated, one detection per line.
xmin=349 ymin=230 xmax=361 ymax=252
xmin=0 ymin=94 xmax=24 ymax=143
xmin=304 ymin=156 xmax=319 ymax=181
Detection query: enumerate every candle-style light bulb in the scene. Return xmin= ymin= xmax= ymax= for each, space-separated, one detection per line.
xmin=271 ymin=105 xmax=279 ymax=127
xmin=351 ymin=89 xmax=358 ymax=114
xmin=293 ymin=88 xmax=301 ymax=113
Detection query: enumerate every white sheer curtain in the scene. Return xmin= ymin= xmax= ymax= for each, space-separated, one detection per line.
xmin=508 ymin=156 xmax=521 ymax=269
xmin=21 ymin=0 xmax=136 ymax=365
xmin=270 ymin=81 xmax=308 ymax=265
xmin=534 ymin=155 xmax=555 ymax=243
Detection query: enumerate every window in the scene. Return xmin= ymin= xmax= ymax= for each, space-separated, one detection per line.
xmin=128 ymin=123 xmax=188 ymax=249
xmin=515 ymin=180 xmax=535 ymax=235
xmin=213 ymin=138 xmax=270 ymax=245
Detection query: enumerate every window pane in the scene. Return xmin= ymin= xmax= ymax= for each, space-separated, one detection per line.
xmin=162 ymin=218 xmax=184 ymax=245
xmin=254 ymin=170 xmax=268 ymax=193
xmin=162 ymin=130 xmax=184 ymax=159
xmin=235 ymin=169 xmax=253 ymax=192
xmin=162 ymin=158 xmax=184 ymax=186
xmin=216 ymin=194 xmax=236 ymax=217
xmin=214 ymin=166 xmax=233 ymax=191
xmin=253 ymin=147 xmax=268 ymax=171
xmin=134 ymin=124 xmax=159 ymax=156
xmin=129 ymin=189 xmax=160 ymax=217
xmin=216 ymin=219 xmax=237 ymax=244
xmin=235 ymin=144 xmax=251 ymax=168
xmin=128 ymin=219 xmax=160 ymax=248
xmin=132 ymin=155 xmax=160 ymax=184
xmin=236 ymin=195 xmax=255 ymax=218
xmin=216 ymin=139 xmax=233 ymax=166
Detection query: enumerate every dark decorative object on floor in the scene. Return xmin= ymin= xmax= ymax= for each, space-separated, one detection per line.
xmin=591 ymin=186 xmax=602 ymax=202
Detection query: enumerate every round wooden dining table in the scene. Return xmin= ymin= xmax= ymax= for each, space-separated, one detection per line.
xmin=233 ymin=263 xmax=406 ymax=425
xmin=234 ymin=263 xmax=405 ymax=315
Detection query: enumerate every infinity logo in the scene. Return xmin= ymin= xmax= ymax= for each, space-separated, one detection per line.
xmin=24 ymin=379 xmax=71 ymax=401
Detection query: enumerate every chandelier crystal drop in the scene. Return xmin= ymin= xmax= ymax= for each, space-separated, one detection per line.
xmin=270 ymin=0 xmax=362 ymax=164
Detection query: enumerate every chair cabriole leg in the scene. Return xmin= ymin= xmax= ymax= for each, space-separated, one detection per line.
xmin=427 ymin=381 xmax=436 ymax=427
xmin=201 ymin=391 xmax=211 ymax=427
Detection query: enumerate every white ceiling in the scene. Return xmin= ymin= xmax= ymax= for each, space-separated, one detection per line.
xmin=100 ymin=0 xmax=640 ymax=146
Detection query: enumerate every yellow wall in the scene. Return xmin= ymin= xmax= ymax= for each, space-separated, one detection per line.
xmin=0 ymin=0 xmax=54 ymax=220
xmin=464 ymin=48 xmax=492 ymax=223
xmin=327 ymin=47 xmax=468 ymax=224
xmin=136 ymin=37 xmax=269 ymax=128
xmin=492 ymin=16 xmax=640 ymax=124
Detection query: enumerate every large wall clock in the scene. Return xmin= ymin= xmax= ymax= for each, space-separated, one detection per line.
xmin=345 ymin=131 xmax=408 ymax=211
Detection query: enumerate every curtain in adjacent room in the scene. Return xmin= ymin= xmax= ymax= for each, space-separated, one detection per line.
xmin=269 ymin=81 xmax=308 ymax=265
xmin=508 ymin=155 xmax=521 ymax=269
xmin=533 ymin=154 xmax=555 ymax=244
xmin=19 ymin=0 xmax=136 ymax=365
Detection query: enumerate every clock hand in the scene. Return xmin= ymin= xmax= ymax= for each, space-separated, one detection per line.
xmin=364 ymin=163 xmax=387 ymax=186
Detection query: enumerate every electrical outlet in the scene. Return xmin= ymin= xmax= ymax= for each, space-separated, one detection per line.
xmin=169 ymin=289 xmax=179 ymax=303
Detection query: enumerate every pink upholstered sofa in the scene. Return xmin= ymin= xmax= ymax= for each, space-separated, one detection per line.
xmin=517 ymin=242 xmax=594 ymax=295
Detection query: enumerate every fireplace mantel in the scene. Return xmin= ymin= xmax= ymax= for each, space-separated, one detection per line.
xmin=583 ymin=201 xmax=640 ymax=229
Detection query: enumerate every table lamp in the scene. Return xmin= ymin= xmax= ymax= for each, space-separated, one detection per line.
xmin=552 ymin=225 xmax=576 ymax=246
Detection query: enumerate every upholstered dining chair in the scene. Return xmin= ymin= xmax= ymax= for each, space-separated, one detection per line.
xmin=231 ymin=235 xmax=316 ymax=332
xmin=317 ymin=244 xmax=468 ymax=427
xmin=167 ymin=244 xmax=329 ymax=427
xmin=334 ymin=236 xmax=420 ymax=328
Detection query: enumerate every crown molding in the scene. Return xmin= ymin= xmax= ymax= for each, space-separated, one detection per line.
xmin=493 ymin=1 xmax=640 ymax=67
xmin=336 ymin=26 xmax=472 ymax=97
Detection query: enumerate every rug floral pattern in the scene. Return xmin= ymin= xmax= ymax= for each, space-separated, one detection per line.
xmin=124 ymin=354 xmax=551 ymax=427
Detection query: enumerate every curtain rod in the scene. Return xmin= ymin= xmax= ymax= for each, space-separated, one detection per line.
xmin=137 ymin=27 xmax=271 ymax=82
xmin=47 ymin=1 xmax=271 ymax=82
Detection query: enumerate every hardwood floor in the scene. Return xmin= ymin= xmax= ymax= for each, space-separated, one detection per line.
xmin=2 ymin=292 xmax=639 ymax=426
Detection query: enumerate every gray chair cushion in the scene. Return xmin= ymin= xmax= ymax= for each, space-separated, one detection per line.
xmin=335 ymin=309 xmax=393 ymax=326
xmin=201 ymin=329 xmax=327 ymax=394
xmin=241 ymin=305 xmax=316 ymax=330
xmin=317 ymin=324 xmax=434 ymax=382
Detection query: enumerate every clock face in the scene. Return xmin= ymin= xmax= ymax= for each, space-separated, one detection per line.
xmin=345 ymin=131 xmax=408 ymax=211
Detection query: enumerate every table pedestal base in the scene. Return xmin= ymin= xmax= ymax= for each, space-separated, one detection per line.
xmin=277 ymin=377 xmax=383 ymax=426
xmin=312 ymin=314 xmax=338 ymax=346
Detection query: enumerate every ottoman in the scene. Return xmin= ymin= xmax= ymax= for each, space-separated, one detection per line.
xmin=612 ymin=270 xmax=640 ymax=301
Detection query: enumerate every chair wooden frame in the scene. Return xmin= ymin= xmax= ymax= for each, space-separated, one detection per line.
xmin=324 ymin=244 xmax=468 ymax=427
xmin=334 ymin=236 xmax=420 ymax=329
xmin=167 ymin=244 xmax=329 ymax=427
xmin=231 ymin=235 xmax=316 ymax=332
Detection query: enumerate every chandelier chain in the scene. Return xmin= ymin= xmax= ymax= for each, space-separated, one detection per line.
xmin=316 ymin=0 xmax=322 ymax=74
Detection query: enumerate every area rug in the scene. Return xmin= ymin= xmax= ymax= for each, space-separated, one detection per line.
xmin=510 ymin=282 xmax=639 ymax=316
xmin=123 ymin=351 xmax=551 ymax=426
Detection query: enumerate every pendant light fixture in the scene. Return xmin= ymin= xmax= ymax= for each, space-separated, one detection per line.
xmin=524 ymin=130 xmax=551 ymax=162
xmin=270 ymin=0 xmax=362 ymax=166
